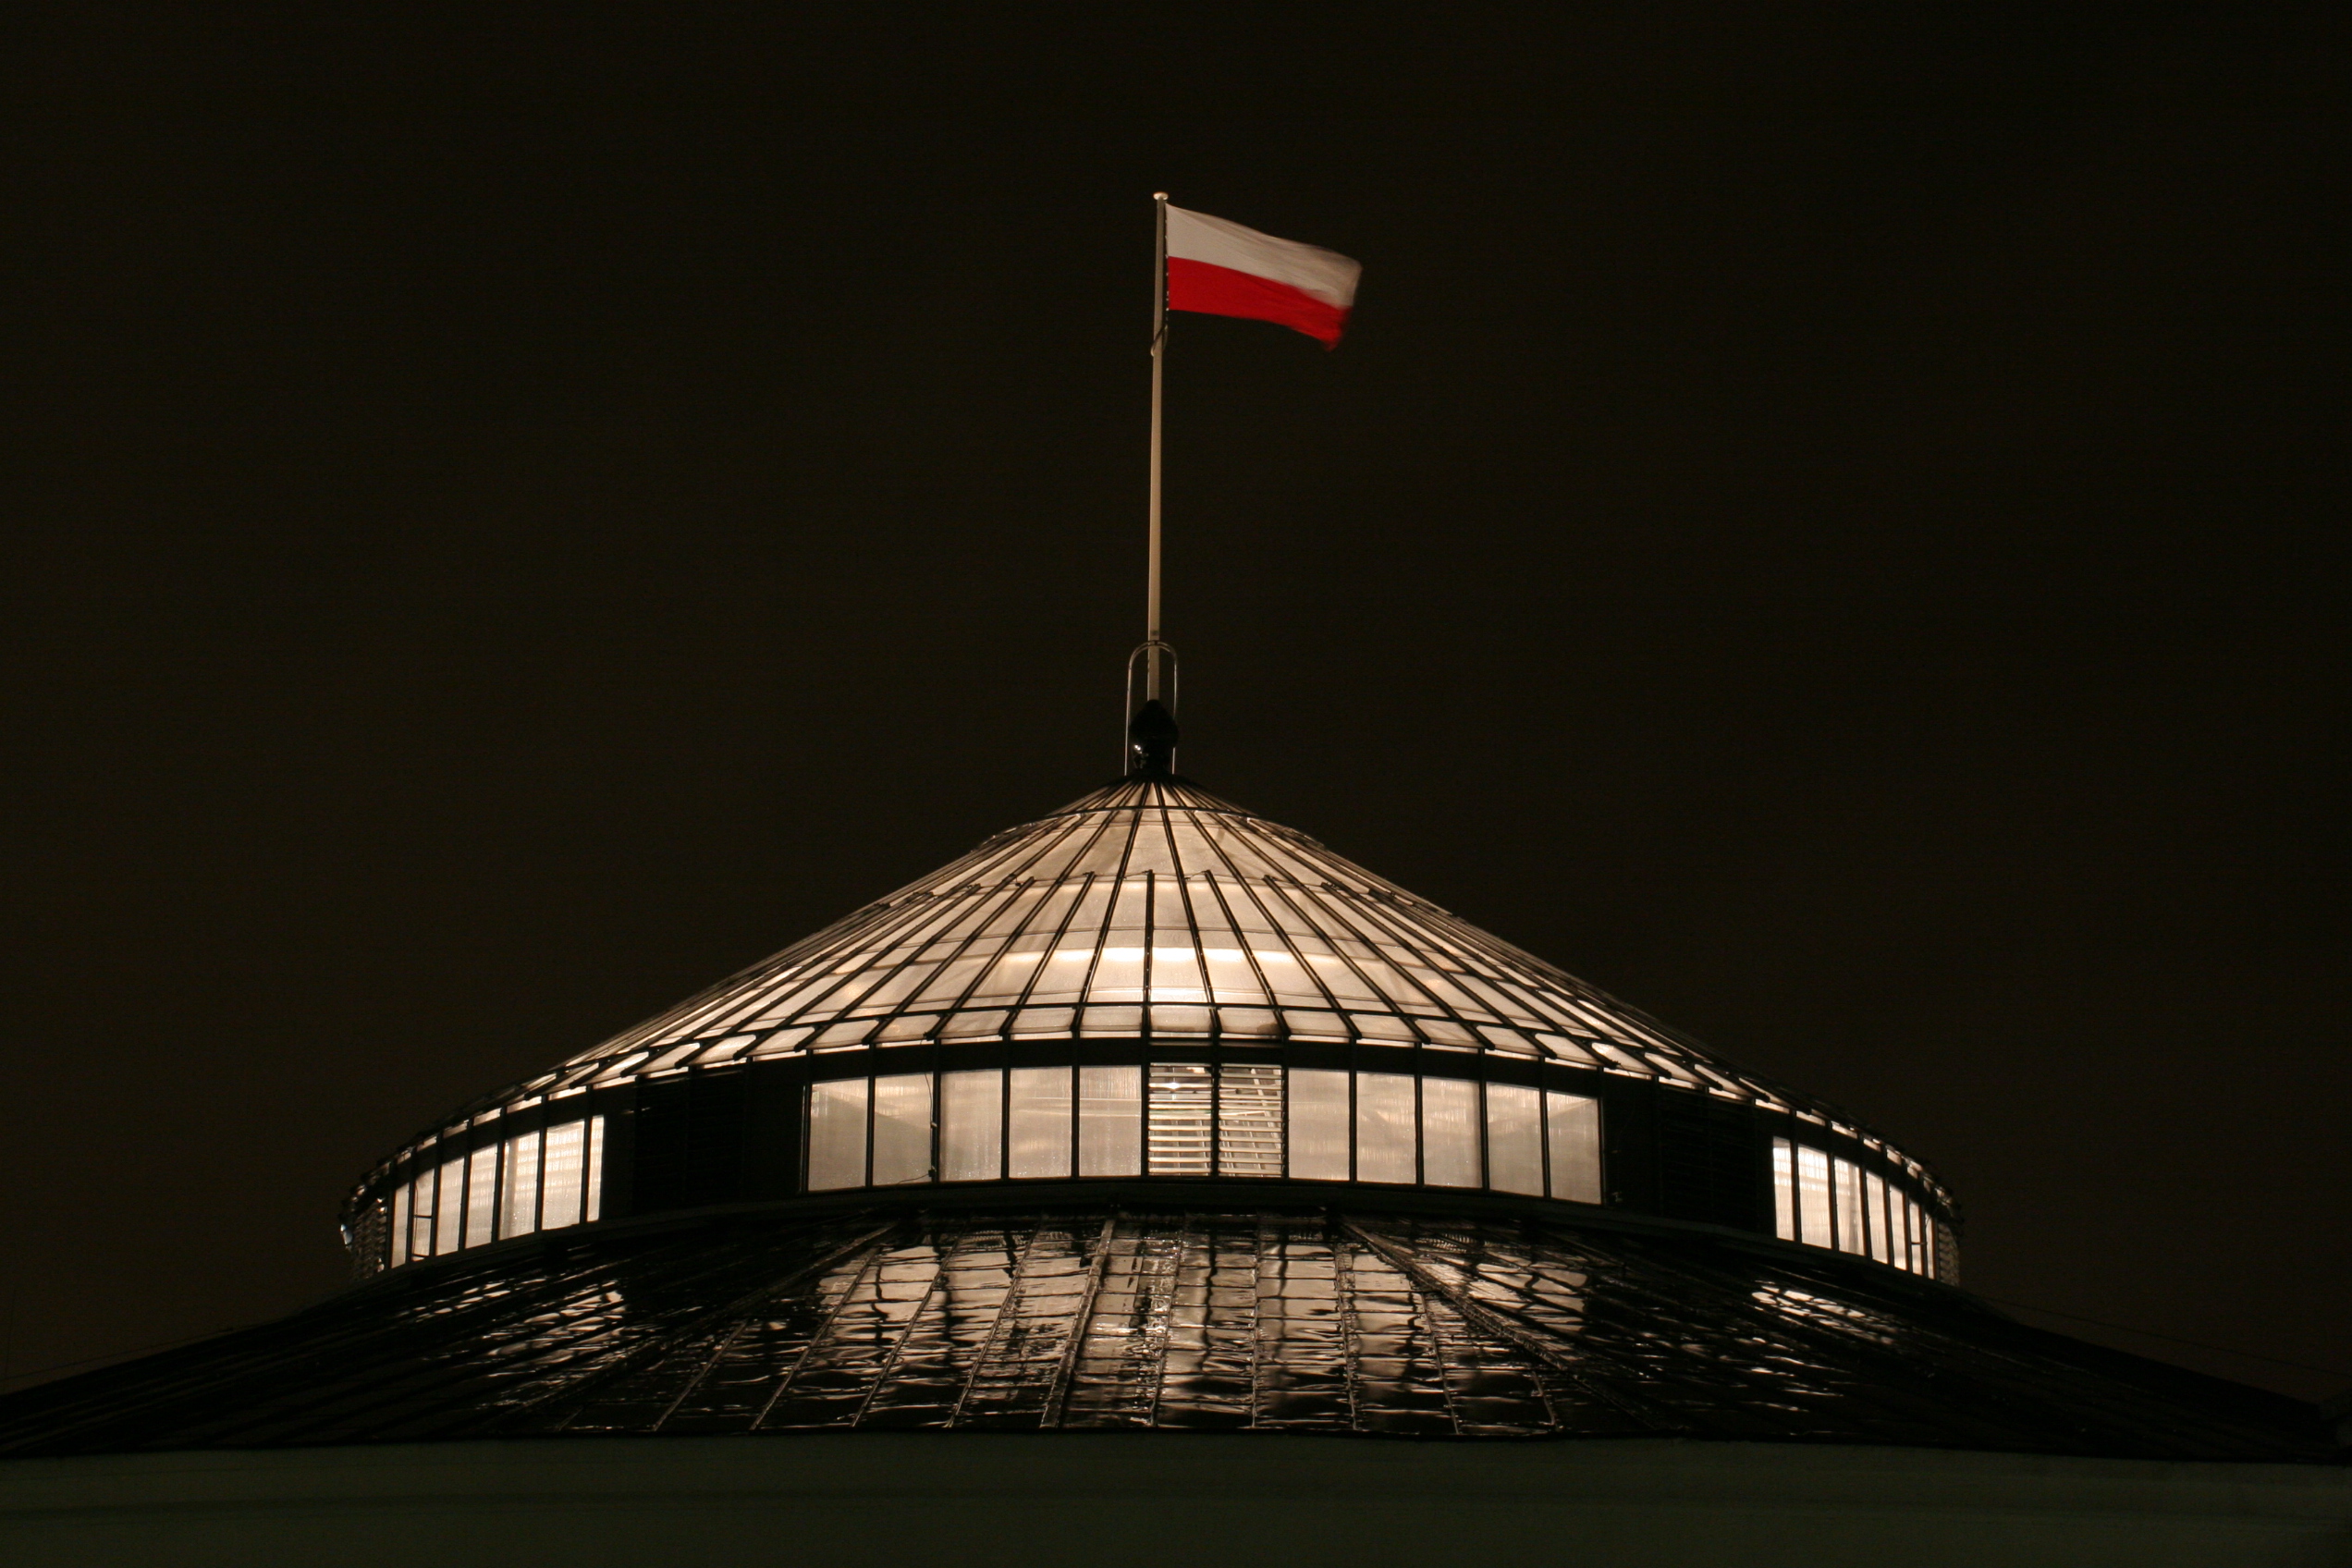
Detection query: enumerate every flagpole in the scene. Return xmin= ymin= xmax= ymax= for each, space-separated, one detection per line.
xmin=1146 ymin=192 xmax=1169 ymax=703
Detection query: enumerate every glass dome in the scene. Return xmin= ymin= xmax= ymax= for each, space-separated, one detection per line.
xmin=344 ymin=777 xmax=1956 ymax=1282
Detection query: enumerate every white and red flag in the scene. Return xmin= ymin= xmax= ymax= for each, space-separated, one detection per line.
xmin=1164 ymin=204 xmax=1361 ymax=349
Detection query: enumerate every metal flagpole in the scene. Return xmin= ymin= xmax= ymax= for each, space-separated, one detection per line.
xmin=1146 ymin=192 xmax=1169 ymax=702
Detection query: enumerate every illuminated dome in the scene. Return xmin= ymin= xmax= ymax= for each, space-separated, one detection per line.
xmin=0 ymin=762 xmax=2329 ymax=1466
xmin=337 ymin=772 xmax=1957 ymax=1286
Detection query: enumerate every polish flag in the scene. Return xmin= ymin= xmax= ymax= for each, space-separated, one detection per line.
xmin=1166 ymin=204 xmax=1362 ymax=349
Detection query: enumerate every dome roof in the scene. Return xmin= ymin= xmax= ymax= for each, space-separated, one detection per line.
xmin=0 ymin=1205 xmax=2327 ymax=1460
xmin=461 ymin=778 xmax=1884 ymax=1145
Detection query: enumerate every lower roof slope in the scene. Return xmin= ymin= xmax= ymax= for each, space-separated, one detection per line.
xmin=0 ymin=1206 xmax=2328 ymax=1463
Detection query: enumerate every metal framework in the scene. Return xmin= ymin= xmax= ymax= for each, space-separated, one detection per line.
xmin=0 ymin=1207 xmax=2326 ymax=1461
xmin=363 ymin=778 xmax=1948 ymax=1213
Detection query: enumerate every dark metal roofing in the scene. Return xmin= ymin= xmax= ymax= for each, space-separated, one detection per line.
xmin=0 ymin=1206 xmax=2328 ymax=1462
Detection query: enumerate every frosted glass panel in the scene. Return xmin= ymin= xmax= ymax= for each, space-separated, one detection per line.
xmin=1484 ymin=1082 xmax=1542 ymax=1195
xmin=1771 ymin=1138 xmax=1797 ymax=1241
xmin=1796 ymin=1144 xmax=1831 ymax=1245
xmin=876 ymin=1072 xmax=938 ymax=1184
xmin=1354 ymin=1072 xmax=1416 ymax=1184
xmin=1834 ymin=1158 xmax=1868 ymax=1255
xmin=1287 ymin=1068 xmax=1349 ymax=1180
xmin=1078 ymin=1064 xmax=1143 ymax=1176
xmin=500 ymin=1131 xmax=542 ymax=1239
xmin=541 ymin=1120 xmax=588 ymax=1226
xmin=390 ymin=1180 xmax=412 ymax=1268
xmin=1008 ymin=1066 xmax=1072 ymax=1179
xmin=1545 ymin=1091 xmax=1601 ymax=1204
xmin=1148 ymin=1063 xmax=1214 ymax=1175
xmin=1216 ymin=1063 xmax=1284 ymax=1177
xmin=1420 ymin=1075 xmax=1480 ymax=1188
xmin=464 ymin=1145 xmax=499 ymax=1248
xmin=432 ymin=1158 xmax=465 ymax=1256
xmin=806 ymin=1078 xmax=869 ymax=1191
xmin=936 ymin=1070 xmax=998 ymax=1182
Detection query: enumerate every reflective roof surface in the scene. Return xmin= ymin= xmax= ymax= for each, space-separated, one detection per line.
xmin=470 ymin=779 xmax=1848 ymax=1124
xmin=0 ymin=1207 xmax=2324 ymax=1460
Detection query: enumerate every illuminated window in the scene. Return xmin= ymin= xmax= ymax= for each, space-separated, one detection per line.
xmin=384 ymin=1117 xmax=604 ymax=1268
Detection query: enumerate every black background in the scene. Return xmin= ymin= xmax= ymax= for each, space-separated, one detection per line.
xmin=5 ymin=6 xmax=2345 ymax=1401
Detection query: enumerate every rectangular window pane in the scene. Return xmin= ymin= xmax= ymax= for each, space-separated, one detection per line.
xmin=879 ymin=1072 xmax=942 ymax=1184
xmin=1287 ymin=1068 xmax=1350 ymax=1180
xmin=1354 ymin=1072 xmax=1417 ymax=1183
xmin=1420 ymin=1076 xmax=1480 ymax=1188
xmin=1833 ymin=1158 xmax=1868 ymax=1255
xmin=1217 ymin=1063 xmax=1284 ymax=1177
xmin=1485 ymin=1083 xmax=1543 ymax=1195
xmin=1545 ymin=1091 xmax=1602 ymax=1204
xmin=1078 ymin=1064 xmax=1143 ymax=1176
xmin=936 ymin=1069 xmax=1001 ymax=1182
xmin=432 ymin=1157 xmax=466 ymax=1256
xmin=390 ymin=1179 xmax=412 ymax=1268
xmin=1796 ymin=1144 xmax=1831 ymax=1245
xmin=1008 ymin=1066 xmax=1073 ymax=1179
xmin=541 ymin=1120 xmax=588 ymax=1224
xmin=464 ymin=1145 xmax=500 ymax=1249
xmin=1147 ymin=1063 xmax=1214 ymax=1174
xmin=500 ymin=1131 xmax=542 ymax=1239
xmin=1906 ymin=1196 xmax=1927 ymax=1275
xmin=407 ymin=1170 xmax=435 ymax=1261
xmin=1771 ymin=1138 xmax=1797 ymax=1241
xmin=806 ymin=1079 xmax=869 ymax=1191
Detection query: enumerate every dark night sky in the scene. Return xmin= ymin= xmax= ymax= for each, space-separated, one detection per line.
xmin=4 ymin=7 xmax=2346 ymax=1402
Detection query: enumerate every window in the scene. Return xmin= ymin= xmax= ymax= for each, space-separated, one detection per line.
xmin=385 ymin=1116 xmax=605 ymax=1268
xmin=1770 ymin=1134 xmax=1943 ymax=1278
xmin=790 ymin=1066 xmax=1612 ymax=1219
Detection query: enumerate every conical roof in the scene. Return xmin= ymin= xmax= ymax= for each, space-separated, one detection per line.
xmin=472 ymin=778 xmax=1842 ymax=1126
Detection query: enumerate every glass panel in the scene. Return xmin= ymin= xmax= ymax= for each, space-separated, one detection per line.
xmin=407 ymin=1170 xmax=435 ymax=1261
xmin=1545 ymin=1091 xmax=1601 ymax=1204
xmin=877 ymin=1072 xmax=940 ymax=1184
xmin=1481 ymin=1082 xmax=1542 ymax=1195
xmin=499 ymin=1130 xmax=542 ymax=1239
xmin=1078 ymin=1064 xmax=1143 ymax=1176
xmin=1770 ymin=1138 xmax=1796 ymax=1241
xmin=1833 ymin=1158 xmax=1868 ymax=1255
xmin=1354 ymin=1072 xmax=1417 ymax=1183
xmin=805 ymin=1079 xmax=869 ymax=1191
xmin=1147 ymin=1063 xmax=1214 ymax=1174
xmin=1008 ymin=1066 xmax=1073 ymax=1179
xmin=583 ymin=1117 xmax=605 ymax=1222
xmin=1287 ymin=1068 xmax=1350 ymax=1180
xmin=540 ymin=1120 xmax=587 ymax=1225
xmin=389 ymin=1179 xmax=411 ymax=1268
xmin=464 ymin=1145 xmax=499 ymax=1249
xmin=1215 ymin=1063 xmax=1284 ymax=1177
xmin=432 ymin=1157 xmax=466 ymax=1256
xmin=1906 ymin=1196 xmax=1928 ymax=1275
xmin=1420 ymin=1075 xmax=1480 ymax=1188
xmin=1796 ymin=1143 xmax=1831 ymax=1246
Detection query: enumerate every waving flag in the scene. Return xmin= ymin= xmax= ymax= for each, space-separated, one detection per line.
xmin=1164 ymin=204 xmax=1362 ymax=349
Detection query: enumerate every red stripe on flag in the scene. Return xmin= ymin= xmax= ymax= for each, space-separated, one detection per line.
xmin=1167 ymin=258 xmax=1351 ymax=348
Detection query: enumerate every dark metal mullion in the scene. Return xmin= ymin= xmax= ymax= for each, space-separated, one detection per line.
xmin=858 ymin=864 xmax=1062 ymax=1039
xmin=1184 ymin=828 xmax=1287 ymax=1015
xmin=1153 ymin=802 xmax=1219 ymax=1026
xmin=1288 ymin=882 xmax=1468 ymax=1033
xmin=1072 ymin=801 xmax=1147 ymax=1022
xmin=924 ymin=801 xmax=1116 ymax=1022
xmin=1280 ymin=880 xmax=1488 ymax=1051
xmin=1240 ymin=876 xmax=1357 ymax=1017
